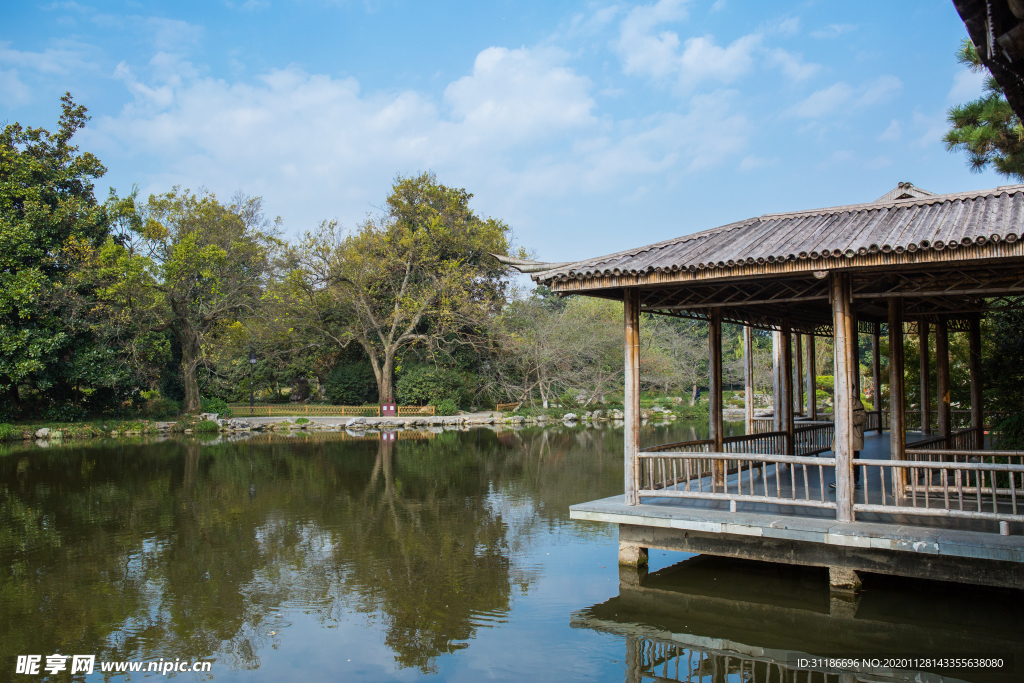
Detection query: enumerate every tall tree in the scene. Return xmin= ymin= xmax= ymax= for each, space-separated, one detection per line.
xmin=99 ymin=189 xmax=282 ymax=412
xmin=945 ymin=38 xmax=1024 ymax=179
xmin=291 ymin=173 xmax=512 ymax=402
xmin=0 ymin=94 xmax=113 ymax=410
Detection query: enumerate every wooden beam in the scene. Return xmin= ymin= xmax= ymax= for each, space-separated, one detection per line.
xmin=969 ymin=314 xmax=983 ymax=451
xmin=889 ymin=298 xmax=906 ymax=497
xmin=831 ymin=272 xmax=854 ymax=523
xmin=806 ymin=333 xmax=817 ymax=420
xmin=936 ymin=318 xmax=951 ymax=440
xmin=624 ymin=288 xmax=641 ymax=506
xmin=744 ymin=325 xmax=754 ymax=434
xmin=782 ymin=317 xmax=795 ymax=455
xmin=872 ymin=322 xmax=882 ymax=433
xmin=920 ymin=322 xmax=931 ymax=436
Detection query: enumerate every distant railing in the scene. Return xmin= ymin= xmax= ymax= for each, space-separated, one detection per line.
xmin=724 ymin=430 xmax=787 ymax=455
xmin=496 ymin=402 xmax=521 ymax=413
xmin=637 ymin=452 xmax=836 ymax=509
xmin=750 ymin=417 xmax=775 ymax=434
xmin=793 ymin=422 xmax=834 ymax=456
xmin=890 ymin=409 xmax=1009 ymax=432
xmin=865 ymin=410 xmax=882 ymax=433
xmin=227 ymin=404 xmax=435 ymax=417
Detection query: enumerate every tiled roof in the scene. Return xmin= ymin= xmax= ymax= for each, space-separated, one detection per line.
xmin=533 ymin=184 xmax=1024 ymax=284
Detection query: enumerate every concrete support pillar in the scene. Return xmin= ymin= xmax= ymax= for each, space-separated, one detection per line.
xmin=795 ymin=333 xmax=804 ymax=416
xmin=831 ymin=272 xmax=854 ymax=523
xmin=743 ymin=326 xmax=754 ymax=434
xmin=772 ymin=330 xmax=783 ymax=432
xmin=936 ymin=319 xmax=951 ymax=440
xmin=872 ymin=322 xmax=882 ymax=432
xmin=806 ymin=333 xmax=817 ymax=420
xmin=889 ymin=300 xmax=906 ymax=498
xmin=710 ymin=309 xmax=725 ymax=486
xmin=829 ymin=566 xmax=862 ymax=595
xmin=781 ymin=318 xmax=795 ymax=454
xmin=969 ymin=315 xmax=983 ymax=450
xmin=618 ymin=541 xmax=648 ymax=567
xmin=920 ymin=322 xmax=931 ymax=435
xmin=624 ymin=289 xmax=641 ymax=505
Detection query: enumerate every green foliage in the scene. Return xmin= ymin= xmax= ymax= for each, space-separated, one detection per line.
xmin=194 ymin=420 xmax=220 ymax=433
xmin=200 ymin=397 xmax=233 ymax=418
xmin=995 ymin=412 xmax=1024 ymax=450
xmin=0 ymin=424 xmax=16 ymax=441
xmin=143 ymin=397 xmax=181 ymax=419
xmin=295 ymin=417 xmax=310 ymax=424
xmin=434 ymin=398 xmax=459 ymax=416
xmin=984 ymin=307 xmax=1024 ymax=411
xmin=41 ymin=405 xmax=87 ymax=423
xmin=324 ymin=363 xmax=378 ymax=405
xmin=944 ymin=38 xmax=1024 ymax=180
xmin=396 ymin=364 xmax=468 ymax=407
xmin=673 ymin=403 xmax=709 ymax=419
xmin=816 ymin=375 xmax=834 ymax=392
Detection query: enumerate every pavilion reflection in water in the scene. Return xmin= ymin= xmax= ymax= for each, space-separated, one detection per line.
xmin=572 ymin=555 xmax=1024 ymax=683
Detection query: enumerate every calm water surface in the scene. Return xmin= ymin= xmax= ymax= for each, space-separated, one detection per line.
xmin=1 ymin=422 xmax=1021 ymax=682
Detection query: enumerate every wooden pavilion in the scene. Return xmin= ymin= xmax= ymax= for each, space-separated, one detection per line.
xmin=500 ymin=182 xmax=1024 ymax=590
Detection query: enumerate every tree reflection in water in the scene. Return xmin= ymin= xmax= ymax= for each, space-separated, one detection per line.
xmin=0 ymin=424 xmax=630 ymax=676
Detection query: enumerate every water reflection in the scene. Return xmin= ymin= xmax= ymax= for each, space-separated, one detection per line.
xmin=0 ymin=423 xmax=641 ymax=678
xmin=574 ymin=556 xmax=1024 ymax=683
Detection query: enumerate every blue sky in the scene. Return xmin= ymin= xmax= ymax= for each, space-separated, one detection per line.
xmin=0 ymin=0 xmax=1005 ymax=263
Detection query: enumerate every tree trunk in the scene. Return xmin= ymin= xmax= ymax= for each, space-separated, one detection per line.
xmin=690 ymin=382 xmax=698 ymax=406
xmin=380 ymin=350 xmax=396 ymax=402
xmin=174 ymin=324 xmax=203 ymax=413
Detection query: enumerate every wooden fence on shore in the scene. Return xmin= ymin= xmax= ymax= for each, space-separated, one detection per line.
xmin=227 ymin=404 xmax=435 ymax=417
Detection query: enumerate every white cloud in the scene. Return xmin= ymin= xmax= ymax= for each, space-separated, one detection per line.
xmin=878 ymin=119 xmax=902 ymax=142
xmin=787 ymin=75 xmax=901 ymax=118
xmin=787 ymin=82 xmax=853 ymax=117
xmin=0 ymin=68 xmax=32 ymax=106
xmin=709 ymin=0 xmax=726 ymax=12
xmin=615 ymin=0 xmax=694 ymax=81
xmin=766 ymin=48 xmax=820 ymax=81
xmin=0 ymin=40 xmax=97 ymax=74
xmin=738 ymin=154 xmax=777 ymax=171
xmin=857 ymin=74 xmax=902 ymax=106
xmin=948 ymin=66 xmax=987 ymax=102
xmin=444 ymin=47 xmax=595 ymax=143
xmin=811 ymin=23 xmax=857 ymax=39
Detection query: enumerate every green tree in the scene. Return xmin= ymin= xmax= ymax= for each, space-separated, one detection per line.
xmin=0 ymin=94 xmax=113 ymax=410
xmin=290 ymin=172 xmax=512 ymax=402
xmin=944 ymin=38 xmax=1024 ymax=179
xmin=99 ymin=189 xmax=282 ymax=412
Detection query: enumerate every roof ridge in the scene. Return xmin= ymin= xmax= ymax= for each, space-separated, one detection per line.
xmin=759 ymin=184 xmax=1024 ymax=220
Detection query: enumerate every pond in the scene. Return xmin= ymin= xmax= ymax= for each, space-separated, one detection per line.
xmin=1 ymin=422 xmax=1021 ymax=682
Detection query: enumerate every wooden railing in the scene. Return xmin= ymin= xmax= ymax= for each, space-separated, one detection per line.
xmin=793 ymin=422 xmax=834 ymax=456
xmin=865 ymin=410 xmax=882 ymax=433
xmin=749 ymin=417 xmax=775 ymax=434
xmin=853 ymin=451 xmax=1024 ymax=523
xmin=397 ymin=405 xmax=436 ymax=416
xmin=496 ymin=402 xmax=521 ymax=413
xmin=637 ymin=452 xmax=836 ymax=509
xmin=723 ymin=430 xmax=787 ymax=455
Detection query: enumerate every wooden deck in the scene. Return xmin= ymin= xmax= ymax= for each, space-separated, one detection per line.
xmin=570 ymin=433 xmax=1024 ymax=588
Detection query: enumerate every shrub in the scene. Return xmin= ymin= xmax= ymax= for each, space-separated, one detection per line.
xmin=325 ymin=363 xmax=378 ymax=405
xmin=995 ymin=412 xmax=1024 ymax=450
xmin=396 ymin=364 xmax=469 ymax=407
xmin=145 ymin=398 xmax=181 ymax=419
xmin=200 ymin=397 xmax=232 ymax=418
xmin=295 ymin=417 xmax=310 ymax=424
xmin=0 ymin=423 xmax=17 ymax=441
xmin=194 ymin=420 xmax=220 ymax=433
xmin=435 ymin=398 xmax=459 ymax=416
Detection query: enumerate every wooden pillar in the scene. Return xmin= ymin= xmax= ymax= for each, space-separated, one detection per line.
xmin=872 ymin=322 xmax=882 ymax=432
xmin=806 ymin=333 xmax=817 ymax=420
xmin=831 ymin=272 xmax=854 ymax=523
xmin=919 ymin=322 xmax=931 ymax=435
xmin=743 ymin=326 xmax=754 ymax=434
xmin=888 ymin=299 xmax=906 ymax=468
xmin=795 ymin=333 xmax=804 ymax=417
xmin=781 ymin=318 xmax=795 ymax=454
xmin=772 ymin=330 xmax=783 ymax=432
xmin=624 ymin=289 xmax=641 ymax=505
xmin=969 ymin=315 xmax=983 ymax=450
xmin=936 ymin=319 xmax=951 ymax=440
xmin=849 ymin=310 xmax=860 ymax=399
xmin=710 ymin=310 xmax=725 ymax=485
